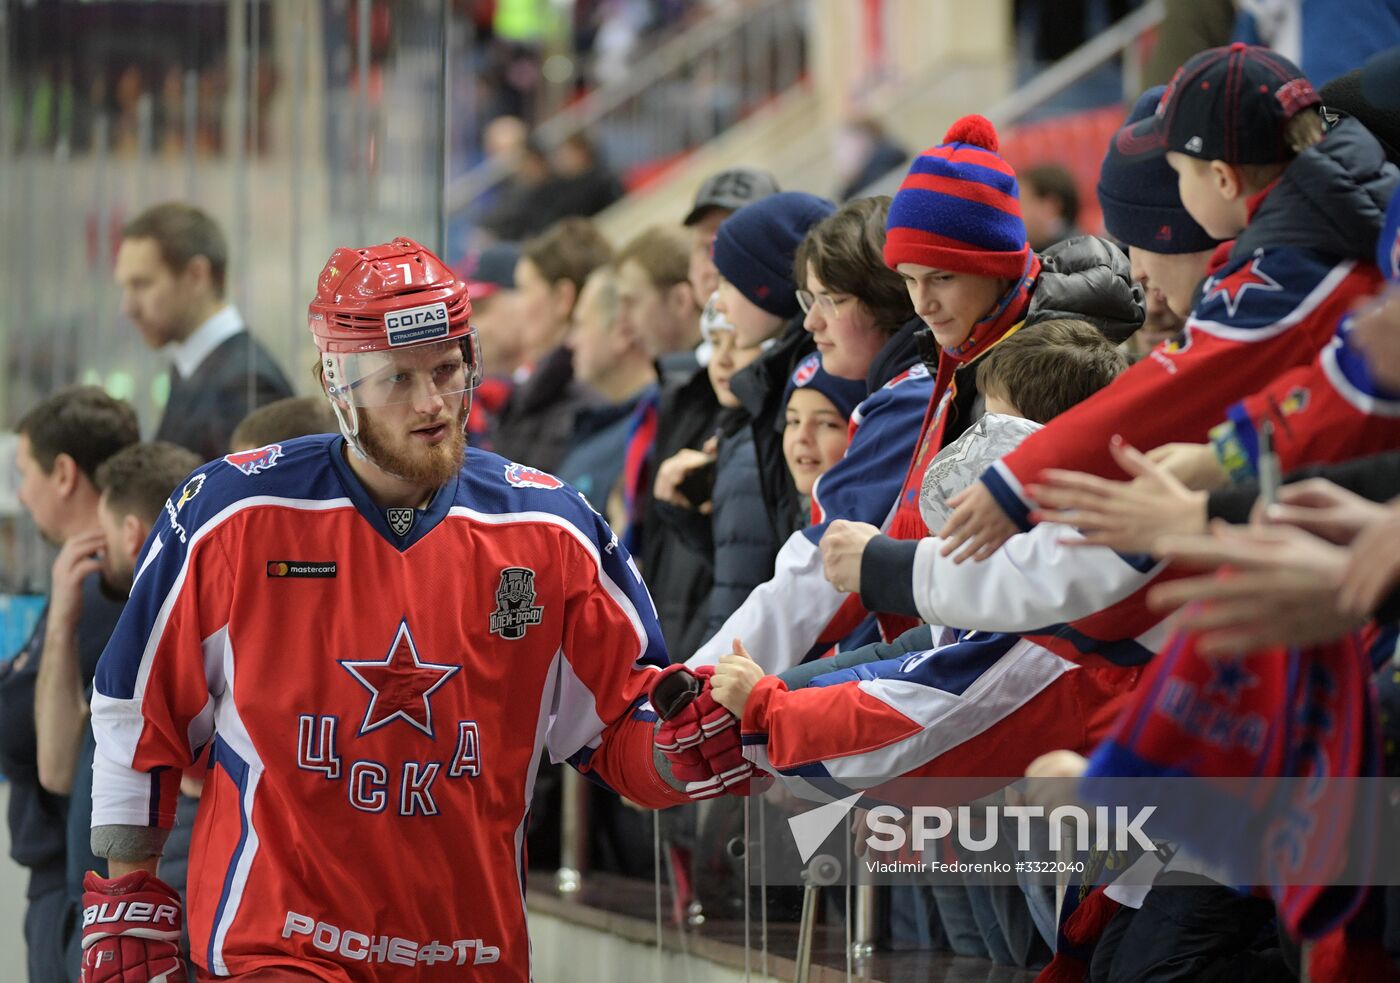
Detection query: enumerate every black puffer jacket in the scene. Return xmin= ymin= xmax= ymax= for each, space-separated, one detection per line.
xmin=1027 ymin=235 xmax=1146 ymax=344
xmin=913 ymin=234 xmax=1146 ymax=449
xmin=1235 ymin=117 xmax=1397 ymax=260
xmin=703 ymin=422 xmax=778 ymax=636
xmin=637 ymin=365 xmax=722 ymax=661
xmin=655 ymin=406 xmax=783 ymax=638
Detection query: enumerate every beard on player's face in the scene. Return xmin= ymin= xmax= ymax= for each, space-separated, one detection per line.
xmin=357 ymin=395 xmax=468 ymax=487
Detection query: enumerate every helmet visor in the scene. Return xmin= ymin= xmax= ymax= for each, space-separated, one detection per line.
xmin=328 ymin=334 xmax=483 ymax=408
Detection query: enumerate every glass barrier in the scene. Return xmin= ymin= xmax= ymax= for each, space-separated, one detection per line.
xmin=0 ymin=0 xmax=449 ymax=589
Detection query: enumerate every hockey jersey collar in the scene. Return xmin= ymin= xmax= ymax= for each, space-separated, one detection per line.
xmin=325 ymin=435 xmax=462 ymax=551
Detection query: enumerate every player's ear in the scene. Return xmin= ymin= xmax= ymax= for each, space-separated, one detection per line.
xmin=123 ymin=514 xmax=148 ymax=565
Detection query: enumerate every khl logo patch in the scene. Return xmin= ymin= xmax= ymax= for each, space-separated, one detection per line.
xmin=386 ymin=508 xmax=415 ymax=537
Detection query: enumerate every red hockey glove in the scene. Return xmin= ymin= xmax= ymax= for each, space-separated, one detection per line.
xmin=651 ymin=664 xmax=760 ymax=799
xmin=80 ymin=870 xmax=184 ymax=983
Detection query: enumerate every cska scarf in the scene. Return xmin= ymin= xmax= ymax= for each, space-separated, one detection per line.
xmin=1081 ymin=622 xmax=1380 ymax=942
xmin=868 ymin=254 xmax=1041 ymax=642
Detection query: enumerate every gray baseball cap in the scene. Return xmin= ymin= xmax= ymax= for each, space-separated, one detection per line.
xmin=683 ymin=168 xmax=781 ymax=226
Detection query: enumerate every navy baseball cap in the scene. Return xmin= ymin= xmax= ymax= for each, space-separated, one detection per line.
xmin=782 ymin=352 xmax=868 ymax=423
xmin=1116 ymin=43 xmax=1320 ymax=165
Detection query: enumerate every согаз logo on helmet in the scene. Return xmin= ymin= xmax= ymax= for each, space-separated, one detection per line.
xmin=384 ymin=301 xmax=450 ymax=346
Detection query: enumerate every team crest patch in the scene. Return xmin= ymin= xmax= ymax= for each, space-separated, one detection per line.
xmin=1280 ymin=386 xmax=1310 ymax=416
xmin=1161 ymin=330 xmax=1192 ymax=355
xmin=163 ymin=473 xmax=206 ymax=545
xmin=174 ymin=473 xmax=205 ymax=512
xmin=882 ymin=361 xmax=929 ymax=391
xmin=504 ymin=462 xmax=563 ymax=490
xmin=224 ymin=443 xmax=283 ymax=476
xmin=490 ymin=567 xmax=544 ymax=640
xmin=386 ymin=508 xmax=415 ymax=537
xmin=1203 ymin=254 xmax=1284 ymax=318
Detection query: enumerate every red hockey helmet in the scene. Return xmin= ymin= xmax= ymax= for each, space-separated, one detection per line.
xmin=309 ymin=236 xmax=472 ymax=354
xmin=309 ymin=237 xmax=482 ymax=408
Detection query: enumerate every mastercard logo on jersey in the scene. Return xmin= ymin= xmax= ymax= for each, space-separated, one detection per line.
xmin=504 ymin=463 xmax=563 ymax=490
xmin=267 ymin=560 xmax=337 ymax=578
xmin=225 ymin=443 xmax=284 ymax=476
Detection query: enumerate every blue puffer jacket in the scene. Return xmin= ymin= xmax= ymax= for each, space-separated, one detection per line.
xmin=704 ymin=424 xmax=779 ymax=638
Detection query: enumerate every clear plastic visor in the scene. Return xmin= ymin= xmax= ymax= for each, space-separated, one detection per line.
xmin=328 ymin=334 xmax=483 ymax=408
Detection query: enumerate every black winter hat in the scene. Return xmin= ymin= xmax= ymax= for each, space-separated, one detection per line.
xmin=1097 ymin=87 xmax=1222 ymax=255
xmin=712 ymin=192 xmax=836 ymax=318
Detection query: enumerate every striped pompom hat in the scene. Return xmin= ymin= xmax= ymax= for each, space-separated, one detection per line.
xmin=883 ymin=115 xmax=1030 ymax=279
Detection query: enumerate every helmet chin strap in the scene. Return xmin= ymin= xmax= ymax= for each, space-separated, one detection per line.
xmin=322 ymin=354 xmax=412 ymax=483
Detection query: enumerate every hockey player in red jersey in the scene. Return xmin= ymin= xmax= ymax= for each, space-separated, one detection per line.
xmin=79 ymin=238 xmax=742 ymax=982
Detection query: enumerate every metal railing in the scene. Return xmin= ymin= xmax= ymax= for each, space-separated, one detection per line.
xmin=445 ymin=0 xmax=807 ymax=228
xmin=857 ymin=0 xmax=1165 ymax=200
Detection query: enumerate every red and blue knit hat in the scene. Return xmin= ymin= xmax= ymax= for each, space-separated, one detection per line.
xmin=883 ymin=115 xmax=1030 ymax=279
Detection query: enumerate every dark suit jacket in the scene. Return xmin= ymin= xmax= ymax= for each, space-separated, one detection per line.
xmin=156 ymin=329 xmax=294 ymax=462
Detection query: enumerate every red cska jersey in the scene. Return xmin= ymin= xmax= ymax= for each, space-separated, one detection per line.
xmin=981 ymin=249 xmax=1384 ymax=529
xmin=90 ymin=435 xmax=684 ymax=980
xmin=1211 ymin=317 xmax=1400 ymax=481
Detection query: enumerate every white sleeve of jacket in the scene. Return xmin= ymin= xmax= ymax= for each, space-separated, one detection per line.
xmin=912 ymin=523 xmax=1162 ymax=632
xmin=686 ymin=531 xmax=843 ymax=673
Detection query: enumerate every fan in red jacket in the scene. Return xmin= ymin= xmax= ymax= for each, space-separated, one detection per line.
xmin=942 ymin=45 xmax=1398 ymax=561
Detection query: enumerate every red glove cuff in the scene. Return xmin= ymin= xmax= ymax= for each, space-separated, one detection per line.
xmin=81 ymin=870 xmax=184 ymax=983
xmin=653 ymin=665 xmax=761 ymax=799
